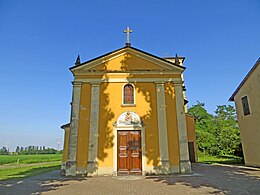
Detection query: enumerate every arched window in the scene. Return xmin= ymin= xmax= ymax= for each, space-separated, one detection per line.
xmin=123 ymin=84 xmax=134 ymax=104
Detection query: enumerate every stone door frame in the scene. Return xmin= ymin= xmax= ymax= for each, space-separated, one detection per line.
xmin=117 ymin=130 xmax=142 ymax=175
xmin=113 ymin=125 xmax=146 ymax=176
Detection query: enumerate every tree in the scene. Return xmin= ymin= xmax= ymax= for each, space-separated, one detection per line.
xmin=188 ymin=102 xmax=242 ymax=156
xmin=15 ymin=146 xmax=20 ymax=153
xmin=0 ymin=146 xmax=9 ymax=155
xmin=188 ymin=102 xmax=219 ymax=155
xmin=214 ymin=105 xmax=241 ymax=156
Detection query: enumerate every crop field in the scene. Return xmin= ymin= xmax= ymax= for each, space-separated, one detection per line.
xmin=0 ymin=162 xmax=61 ymax=180
xmin=0 ymin=154 xmax=62 ymax=165
xmin=0 ymin=154 xmax=62 ymax=180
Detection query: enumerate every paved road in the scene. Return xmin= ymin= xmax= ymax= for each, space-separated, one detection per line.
xmin=0 ymin=163 xmax=260 ymax=195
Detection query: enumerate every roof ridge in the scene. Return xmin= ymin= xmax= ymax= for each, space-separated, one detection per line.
xmin=70 ymin=46 xmax=185 ymax=70
xmin=229 ymin=58 xmax=260 ymax=101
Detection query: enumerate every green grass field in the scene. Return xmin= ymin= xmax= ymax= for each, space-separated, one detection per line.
xmin=198 ymin=153 xmax=244 ymax=164
xmin=0 ymin=154 xmax=62 ymax=165
xmin=0 ymin=154 xmax=62 ymax=180
xmin=0 ymin=162 xmax=61 ymax=180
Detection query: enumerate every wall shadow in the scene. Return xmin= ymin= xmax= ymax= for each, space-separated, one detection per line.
xmin=78 ymin=51 xmax=180 ymax=173
xmin=93 ymin=52 xmax=162 ymax=170
xmin=120 ymin=53 xmax=161 ymax=170
xmin=2 ymin=164 xmax=260 ymax=194
xmin=0 ymin=170 xmax=85 ymax=195
xmin=97 ymin=73 xmax=115 ymax=163
xmin=146 ymin=163 xmax=260 ymax=194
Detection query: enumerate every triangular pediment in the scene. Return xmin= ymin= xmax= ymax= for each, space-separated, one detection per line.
xmin=70 ymin=47 xmax=185 ymax=75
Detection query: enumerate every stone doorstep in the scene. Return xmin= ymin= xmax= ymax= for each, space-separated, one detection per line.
xmin=112 ymin=175 xmax=145 ymax=180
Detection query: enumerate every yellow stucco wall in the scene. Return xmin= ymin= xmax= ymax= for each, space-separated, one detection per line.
xmin=97 ymin=82 xmax=160 ymax=167
xmin=186 ymin=114 xmax=197 ymax=162
xmin=90 ymin=53 xmax=166 ymax=71
xmin=76 ymin=83 xmax=91 ymax=168
xmin=186 ymin=115 xmax=196 ymax=142
xmin=165 ymin=82 xmax=180 ymax=166
xmin=234 ymin=62 xmax=260 ymax=167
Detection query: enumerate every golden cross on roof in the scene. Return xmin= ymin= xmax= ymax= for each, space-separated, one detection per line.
xmin=123 ymin=27 xmax=133 ymax=46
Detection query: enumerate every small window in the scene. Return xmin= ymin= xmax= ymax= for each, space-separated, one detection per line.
xmin=241 ymin=96 xmax=250 ymax=116
xmin=123 ymin=84 xmax=134 ymax=104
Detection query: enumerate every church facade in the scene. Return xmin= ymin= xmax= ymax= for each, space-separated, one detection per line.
xmin=61 ymin=43 xmax=196 ymax=176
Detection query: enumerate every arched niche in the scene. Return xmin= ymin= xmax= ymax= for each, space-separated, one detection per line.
xmin=115 ymin=111 xmax=143 ymax=127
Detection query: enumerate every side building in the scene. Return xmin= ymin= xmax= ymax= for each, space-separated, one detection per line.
xmin=229 ymin=58 xmax=260 ymax=167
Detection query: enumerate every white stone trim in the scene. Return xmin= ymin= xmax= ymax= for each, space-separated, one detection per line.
xmin=121 ymin=83 xmax=136 ymax=105
xmin=156 ymin=83 xmax=170 ymax=173
xmin=66 ymin=81 xmax=82 ymax=176
xmin=74 ymin=78 xmax=182 ymax=84
xmin=174 ymin=83 xmax=191 ymax=173
xmin=113 ymin=123 xmax=146 ymax=176
xmin=74 ymin=71 xmax=182 ymax=76
xmin=87 ymin=84 xmax=100 ymax=174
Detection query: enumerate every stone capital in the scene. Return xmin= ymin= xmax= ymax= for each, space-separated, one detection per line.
xmin=173 ymin=82 xmax=184 ymax=86
xmin=91 ymin=82 xmax=101 ymax=86
xmin=71 ymin=81 xmax=83 ymax=86
xmin=154 ymin=81 xmax=165 ymax=85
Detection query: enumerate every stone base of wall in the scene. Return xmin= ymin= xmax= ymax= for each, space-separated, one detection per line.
xmin=144 ymin=165 xmax=180 ymax=175
xmin=63 ymin=164 xmax=192 ymax=176
xmin=65 ymin=161 xmax=77 ymax=176
xmin=180 ymin=160 xmax=191 ymax=173
xmin=76 ymin=167 xmax=88 ymax=176
xmin=245 ymin=162 xmax=260 ymax=168
xmin=97 ymin=167 xmax=114 ymax=175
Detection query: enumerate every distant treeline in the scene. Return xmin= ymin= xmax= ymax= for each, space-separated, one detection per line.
xmin=0 ymin=146 xmax=62 ymax=155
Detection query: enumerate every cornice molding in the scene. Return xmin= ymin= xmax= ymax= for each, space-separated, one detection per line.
xmin=74 ymin=77 xmax=183 ymax=84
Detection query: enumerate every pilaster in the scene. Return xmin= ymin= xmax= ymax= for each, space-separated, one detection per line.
xmin=66 ymin=81 xmax=82 ymax=176
xmin=156 ymin=82 xmax=170 ymax=173
xmin=175 ymin=83 xmax=191 ymax=173
xmin=87 ymin=83 xmax=100 ymax=175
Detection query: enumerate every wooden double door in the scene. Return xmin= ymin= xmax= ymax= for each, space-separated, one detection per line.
xmin=117 ymin=130 xmax=142 ymax=175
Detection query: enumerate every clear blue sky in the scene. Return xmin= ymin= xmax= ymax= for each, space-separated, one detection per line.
xmin=1 ymin=0 xmax=260 ymax=151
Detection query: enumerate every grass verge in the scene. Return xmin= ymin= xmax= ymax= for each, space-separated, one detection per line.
xmin=0 ymin=162 xmax=61 ymax=180
xmin=0 ymin=154 xmax=62 ymax=165
xmin=198 ymin=154 xmax=244 ymax=164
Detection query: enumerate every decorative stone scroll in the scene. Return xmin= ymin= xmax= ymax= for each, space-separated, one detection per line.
xmin=116 ymin=111 xmax=141 ymax=126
